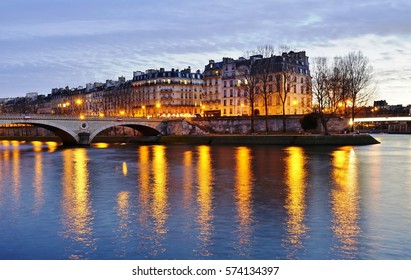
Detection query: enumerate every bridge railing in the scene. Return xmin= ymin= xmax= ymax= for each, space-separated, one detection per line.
xmin=0 ymin=114 xmax=168 ymax=122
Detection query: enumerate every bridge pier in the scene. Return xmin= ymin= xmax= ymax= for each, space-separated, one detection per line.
xmin=78 ymin=132 xmax=91 ymax=145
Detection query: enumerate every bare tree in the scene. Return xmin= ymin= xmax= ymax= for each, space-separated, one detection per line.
xmin=255 ymin=45 xmax=277 ymax=133
xmin=258 ymin=59 xmax=273 ymax=133
xmin=343 ymin=51 xmax=374 ymax=131
xmin=312 ymin=52 xmax=375 ymax=134
xmin=311 ymin=57 xmax=345 ymax=134
xmin=237 ymin=61 xmax=260 ymax=133
xmin=276 ymin=66 xmax=295 ymax=132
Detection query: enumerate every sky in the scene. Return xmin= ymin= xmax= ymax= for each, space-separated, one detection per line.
xmin=1 ymin=0 xmax=411 ymax=105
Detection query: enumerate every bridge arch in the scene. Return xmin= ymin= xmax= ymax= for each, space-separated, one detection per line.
xmin=11 ymin=121 xmax=79 ymax=145
xmin=89 ymin=122 xmax=162 ymax=143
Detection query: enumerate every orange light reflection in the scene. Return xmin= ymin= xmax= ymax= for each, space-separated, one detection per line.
xmin=196 ymin=145 xmax=214 ymax=257
xmin=61 ymin=148 xmax=95 ymax=259
xmin=284 ymin=146 xmax=307 ymax=256
xmin=331 ymin=147 xmax=360 ymax=258
xmin=235 ymin=147 xmax=254 ymax=257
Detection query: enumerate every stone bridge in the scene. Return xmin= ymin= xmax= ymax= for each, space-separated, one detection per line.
xmin=0 ymin=115 xmax=165 ymax=145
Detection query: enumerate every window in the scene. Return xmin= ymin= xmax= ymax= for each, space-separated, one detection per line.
xmin=224 ymin=90 xmax=227 ymax=98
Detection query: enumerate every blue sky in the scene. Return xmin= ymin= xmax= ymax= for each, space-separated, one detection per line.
xmin=1 ymin=0 xmax=411 ymax=105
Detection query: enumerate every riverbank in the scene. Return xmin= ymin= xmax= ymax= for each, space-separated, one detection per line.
xmin=0 ymin=134 xmax=380 ymax=146
xmin=156 ymin=134 xmax=380 ymax=146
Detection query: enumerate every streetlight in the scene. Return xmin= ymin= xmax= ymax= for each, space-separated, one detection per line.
xmin=75 ymin=99 xmax=83 ymax=115
xmin=293 ymin=99 xmax=298 ymax=115
xmin=142 ymin=105 xmax=146 ymax=118
xmin=156 ymin=103 xmax=161 ymax=118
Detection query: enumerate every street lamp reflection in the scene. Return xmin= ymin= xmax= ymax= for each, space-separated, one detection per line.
xmin=196 ymin=145 xmax=214 ymax=257
xmin=61 ymin=148 xmax=95 ymax=259
xmin=284 ymin=146 xmax=307 ymax=256
xmin=331 ymin=147 xmax=360 ymax=259
xmin=235 ymin=147 xmax=253 ymax=256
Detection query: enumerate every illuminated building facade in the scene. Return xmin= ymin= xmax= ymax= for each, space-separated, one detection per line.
xmin=203 ymin=51 xmax=312 ymax=117
xmin=131 ymin=67 xmax=204 ymax=118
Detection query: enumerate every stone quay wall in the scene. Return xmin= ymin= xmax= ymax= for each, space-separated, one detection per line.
xmin=163 ymin=115 xmax=349 ymax=135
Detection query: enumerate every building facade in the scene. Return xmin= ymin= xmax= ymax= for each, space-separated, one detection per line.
xmin=203 ymin=51 xmax=312 ymax=117
xmin=131 ymin=67 xmax=204 ymax=118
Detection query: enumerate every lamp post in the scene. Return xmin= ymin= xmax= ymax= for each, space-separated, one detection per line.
xmin=293 ymin=99 xmax=298 ymax=115
xmin=75 ymin=98 xmax=83 ymax=116
xmin=156 ymin=103 xmax=161 ymax=118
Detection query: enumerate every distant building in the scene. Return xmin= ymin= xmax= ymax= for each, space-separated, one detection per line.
xmin=25 ymin=92 xmax=38 ymax=101
xmin=203 ymin=51 xmax=312 ymax=117
xmin=374 ymin=100 xmax=389 ymax=109
xmin=131 ymin=67 xmax=204 ymax=118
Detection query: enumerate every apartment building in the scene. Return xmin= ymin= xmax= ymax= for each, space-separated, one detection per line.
xmin=203 ymin=51 xmax=312 ymax=117
xmin=131 ymin=67 xmax=204 ymax=118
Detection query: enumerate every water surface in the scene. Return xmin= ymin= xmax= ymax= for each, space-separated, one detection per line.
xmin=0 ymin=135 xmax=410 ymax=259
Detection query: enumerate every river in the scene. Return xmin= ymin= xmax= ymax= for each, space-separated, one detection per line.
xmin=0 ymin=134 xmax=410 ymax=260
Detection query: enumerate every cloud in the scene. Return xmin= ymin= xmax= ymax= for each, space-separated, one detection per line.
xmin=1 ymin=0 xmax=411 ymax=105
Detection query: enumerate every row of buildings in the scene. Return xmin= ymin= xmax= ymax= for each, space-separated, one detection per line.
xmin=0 ymin=51 xmax=313 ymax=118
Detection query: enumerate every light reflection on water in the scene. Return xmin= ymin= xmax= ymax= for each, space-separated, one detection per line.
xmin=1 ymin=135 xmax=411 ymax=259
xmin=235 ymin=147 xmax=253 ymax=257
xmin=196 ymin=145 xmax=214 ymax=257
xmin=331 ymin=147 xmax=360 ymax=259
xmin=283 ymin=146 xmax=307 ymax=258
xmin=61 ymin=148 xmax=95 ymax=259
xmin=151 ymin=145 xmax=168 ymax=255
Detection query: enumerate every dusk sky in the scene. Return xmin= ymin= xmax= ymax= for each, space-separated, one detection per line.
xmin=1 ymin=0 xmax=410 ymax=105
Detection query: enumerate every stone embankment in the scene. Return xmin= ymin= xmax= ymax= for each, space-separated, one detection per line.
xmin=162 ymin=115 xmax=348 ymax=135
xmin=156 ymin=134 xmax=380 ymax=146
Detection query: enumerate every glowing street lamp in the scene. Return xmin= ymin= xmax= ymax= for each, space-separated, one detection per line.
xmin=156 ymin=103 xmax=161 ymax=118
xmin=293 ymin=99 xmax=298 ymax=114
